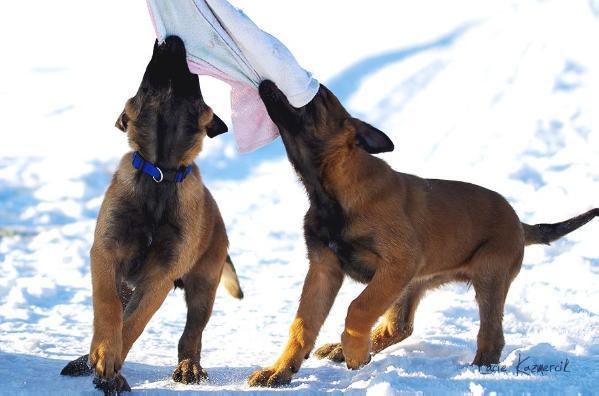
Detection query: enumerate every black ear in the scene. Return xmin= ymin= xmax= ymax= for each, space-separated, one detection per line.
xmin=206 ymin=113 xmax=228 ymax=138
xmin=353 ymin=118 xmax=394 ymax=154
xmin=115 ymin=110 xmax=128 ymax=132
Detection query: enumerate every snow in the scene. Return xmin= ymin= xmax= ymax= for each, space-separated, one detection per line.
xmin=1 ymin=0 xmax=598 ymax=394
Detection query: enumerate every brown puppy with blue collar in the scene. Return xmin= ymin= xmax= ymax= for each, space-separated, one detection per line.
xmin=248 ymin=80 xmax=598 ymax=387
xmin=60 ymin=36 xmax=243 ymax=393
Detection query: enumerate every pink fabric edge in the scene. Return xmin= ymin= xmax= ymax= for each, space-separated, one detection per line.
xmin=187 ymin=59 xmax=280 ymax=153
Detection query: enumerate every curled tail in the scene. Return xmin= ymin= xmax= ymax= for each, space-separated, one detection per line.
xmin=221 ymin=254 xmax=244 ymax=299
xmin=523 ymin=208 xmax=599 ymax=246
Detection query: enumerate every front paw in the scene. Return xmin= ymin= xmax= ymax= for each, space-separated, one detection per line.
xmin=314 ymin=343 xmax=345 ymax=363
xmin=90 ymin=340 xmax=123 ymax=379
xmin=173 ymin=358 xmax=208 ymax=384
xmin=93 ymin=372 xmax=131 ymax=395
xmin=341 ymin=330 xmax=371 ymax=370
xmin=247 ymin=366 xmax=292 ymax=387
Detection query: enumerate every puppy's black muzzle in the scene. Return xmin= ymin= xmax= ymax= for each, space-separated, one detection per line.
xmin=156 ymin=36 xmax=187 ymax=62
xmin=142 ymin=35 xmax=199 ymax=98
xmin=259 ymin=80 xmax=304 ymax=132
xmin=259 ymin=80 xmax=287 ymax=109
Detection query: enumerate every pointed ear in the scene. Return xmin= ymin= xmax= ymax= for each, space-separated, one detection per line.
xmin=353 ymin=118 xmax=394 ymax=154
xmin=206 ymin=113 xmax=228 ymax=138
xmin=115 ymin=109 xmax=129 ymax=132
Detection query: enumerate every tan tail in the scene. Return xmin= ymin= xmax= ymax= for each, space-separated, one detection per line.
xmin=221 ymin=254 xmax=244 ymax=299
xmin=523 ymin=208 xmax=598 ymax=246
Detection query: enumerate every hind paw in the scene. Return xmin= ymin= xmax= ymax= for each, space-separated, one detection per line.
xmin=314 ymin=343 xmax=345 ymax=363
xmin=172 ymin=359 xmax=208 ymax=384
xmin=60 ymin=354 xmax=93 ymax=376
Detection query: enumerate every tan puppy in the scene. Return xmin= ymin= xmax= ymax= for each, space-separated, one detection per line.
xmin=248 ymin=80 xmax=598 ymax=387
xmin=60 ymin=36 xmax=243 ymax=393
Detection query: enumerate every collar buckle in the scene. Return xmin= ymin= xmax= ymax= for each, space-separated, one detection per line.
xmin=152 ymin=167 xmax=164 ymax=183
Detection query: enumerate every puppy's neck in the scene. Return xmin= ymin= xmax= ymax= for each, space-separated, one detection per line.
xmin=116 ymin=152 xmax=200 ymax=192
xmin=320 ymin=144 xmax=392 ymax=210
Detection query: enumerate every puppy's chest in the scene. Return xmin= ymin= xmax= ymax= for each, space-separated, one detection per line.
xmin=308 ymin=208 xmax=378 ymax=283
xmin=106 ymin=196 xmax=183 ymax=281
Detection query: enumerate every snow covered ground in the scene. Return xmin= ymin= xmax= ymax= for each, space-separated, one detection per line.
xmin=1 ymin=0 xmax=598 ymax=394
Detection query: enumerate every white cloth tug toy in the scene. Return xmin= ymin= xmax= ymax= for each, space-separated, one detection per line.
xmin=147 ymin=0 xmax=320 ymax=152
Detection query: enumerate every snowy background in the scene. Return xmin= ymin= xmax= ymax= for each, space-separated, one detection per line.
xmin=1 ymin=0 xmax=598 ymax=394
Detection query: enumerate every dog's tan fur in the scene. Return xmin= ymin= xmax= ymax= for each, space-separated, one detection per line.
xmin=61 ymin=37 xmax=242 ymax=392
xmin=247 ymin=80 xmax=598 ymax=386
xmin=89 ymin=151 xmax=229 ymax=374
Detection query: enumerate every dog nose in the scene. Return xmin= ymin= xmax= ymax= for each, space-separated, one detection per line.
xmin=160 ymin=36 xmax=187 ymax=59
xmin=147 ymin=35 xmax=196 ymax=93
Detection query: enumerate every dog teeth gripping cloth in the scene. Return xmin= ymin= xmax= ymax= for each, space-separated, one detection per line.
xmin=146 ymin=0 xmax=320 ymax=152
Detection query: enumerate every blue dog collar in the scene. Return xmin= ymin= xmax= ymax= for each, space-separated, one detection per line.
xmin=132 ymin=152 xmax=193 ymax=183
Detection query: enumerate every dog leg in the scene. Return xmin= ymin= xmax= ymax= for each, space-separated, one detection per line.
xmin=92 ymin=273 xmax=167 ymax=394
xmin=87 ymin=247 xmax=131 ymax=393
xmin=470 ymin=245 xmax=523 ymax=366
xmin=172 ymin=258 xmax=222 ymax=384
xmin=62 ymin=282 xmax=133 ymax=377
xmin=371 ymin=280 xmax=430 ymax=353
xmin=60 ymin=282 xmax=133 ymax=377
xmin=315 ymin=281 xmax=426 ymax=363
xmin=471 ymin=276 xmax=510 ymax=366
xmin=248 ymin=248 xmax=344 ymax=387
xmin=119 ymin=272 xmax=172 ymax=362
xmin=342 ymin=266 xmax=414 ymax=370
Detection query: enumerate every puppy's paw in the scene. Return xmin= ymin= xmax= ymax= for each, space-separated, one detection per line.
xmin=471 ymin=349 xmax=501 ymax=367
xmin=341 ymin=330 xmax=371 ymax=370
xmin=314 ymin=343 xmax=345 ymax=363
xmin=247 ymin=366 xmax=292 ymax=387
xmin=90 ymin=340 xmax=122 ymax=379
xmin=172 ymin=358 xmax=208 ymax=384
xmin=93 ymin=372 xmax=131 ymax=395
xmin=60 ymin=354 xmax=93 ymax=376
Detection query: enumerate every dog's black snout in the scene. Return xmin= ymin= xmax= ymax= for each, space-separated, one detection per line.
xmin=258 ymin=80 xmax=286 ymax=105
xmin=154 ymin=35 xmax=187 ymax=63
xmin=145 ymin=35 xmax=198 ymax=97
xmin=162 ymin=36 xmax=185 ymax=53
xmin=259 ymin=80 xmax=277 ymax=96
